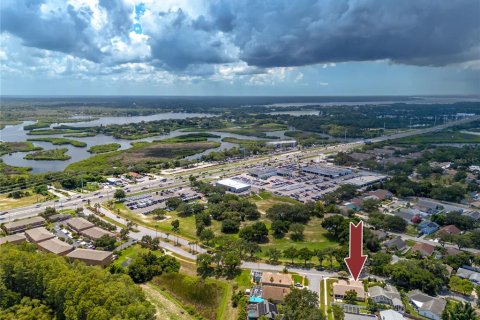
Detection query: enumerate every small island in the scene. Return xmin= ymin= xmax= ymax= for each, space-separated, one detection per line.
xmin=0 ymin=141 xmax=42 ymax=156
xmin=87 ymin=143 xmax=122 ymax=154
xmin=27 ymin=137 xmax=87 ymax=147
xmin=24 ymin=148 xmax=71 ymax=160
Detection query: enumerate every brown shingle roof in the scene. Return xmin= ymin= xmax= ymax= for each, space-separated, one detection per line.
xmin=67 ymin=217 xmax=95 ymax=232
xmin=80 ymin=227 xmax=115 ymax=240
xmin=66 ymin=248 xmax=112 ymax=261
xmin=333 ymin=280 xmax=367 ymax=299
xmin=438 ymin=225 xmax=461 ymax=235
xmin=25 ymin=227 xmax=54 ymax=243
xmin=262 ymin=286 xmax=291 ymax=302
xmin=0 ymin=233 xmax=27 ymax=245
xmin=411 ymin=242 xmax=435 ymax=256
xmin=37 ymin=238 xmax=74 ymax=255
xmin=260 ymin=272 xmax=293 ymax=287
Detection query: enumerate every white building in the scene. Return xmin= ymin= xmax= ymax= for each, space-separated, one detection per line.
xmin=379 ymin=310 xmax=405 ymax=320
xmin=216 ymin=178 xmax=251 ymax=193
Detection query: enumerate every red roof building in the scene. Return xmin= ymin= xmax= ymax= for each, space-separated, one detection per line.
xmin=411 ymin=242 xmax=435 ymax=256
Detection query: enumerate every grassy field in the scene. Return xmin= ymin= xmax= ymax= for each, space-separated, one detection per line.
xmin=66 ymin=140 xmax=221 ymax=172
xmin=0 ymin=120 xmax=22 ymax=130
xmin=0 ymin=141 xmax=42 ymax=156
xmin=27 ymin=137 xmax=87 ymax=147
xmin=26 ymin=129 xmax=85 ymax=135
xmin=24 ymin=148 xmax=71 ymax=160
xmin=23 ymin=122 xmax=51 ymax=130
xmin=396 ymin=130 xmax=480 ymax=144
xmin=141 ymin=284 xmax=195 ymax=320
xmin=151 ymin=273 xmax=229 ymax=320
xmin=0 ymin=191 xmax=54 ymax=210
xmin=217 ymin=122 xmax=287 ymax=138
xmin=258 ymin=217 xmax=338 ymax=262
xmin=87 ymin=143 xmax=121 ymax=154
xmin=64 ymin=132 xmax=97 ymax=137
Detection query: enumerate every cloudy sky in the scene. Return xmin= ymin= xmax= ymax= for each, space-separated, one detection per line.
xmin=1 ymin=0 xmax=479 ymax=96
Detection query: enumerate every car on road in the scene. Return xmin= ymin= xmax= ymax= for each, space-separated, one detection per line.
xmin=77 ymin=195 xmax=82 ymax=198
xmin=35 ymin=204 xmax=41 ymax=208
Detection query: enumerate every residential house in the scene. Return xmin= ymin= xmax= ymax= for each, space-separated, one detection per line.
xmin=247 ymin=300 xmax=278 ymax=319
xmin=407 ymin=290 xmax=446 ymax=320
xmin=333 ymin=280 xmax=367 ymax=301
xmin=411 ymin=243 xmax=435 ymax=256
xmin=395 ymin=208 xmax=420 ymax=224
xmin=414 ymin=200 xmax=443 ymax=215
xmin=370 ymin=229 xmax=388 ymax=240
xmin=37 ymin=238 xmax=74 ymax=256
xmin=418 ymin=221 xmax=439 ymax=235
xmin=369 ymin=284 xmax=404 ymax=311
xmin=366 ymin=189 xmax=393 ymax=201
xmin=437 ymin=225 xmax=461 ymax=236
xmin=260 ymin=272 xmax=292 ymax=303
xmin=456 ymin=266 xmax=480 ymax=284
xmin=379 ymin=310 xmax=405 ymax=320
xmin=80 ymin=227 xmax=115 ymax=241
xmin=383 ymin=237 xmax=407 ymax=252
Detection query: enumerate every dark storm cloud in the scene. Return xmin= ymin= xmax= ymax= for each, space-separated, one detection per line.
xmin=1 ymin=0 xmax=478 ymax=71
xmin=209 ymin=0 xmax=480 ymax=68
xmin=148 ymin=9 xmax=235 ymax=70
xmin=0 ymin=0 xmax=103 ymax=62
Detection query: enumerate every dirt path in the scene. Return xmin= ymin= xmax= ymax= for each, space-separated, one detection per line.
xmin=140 ymin=284 xmax=194 ymax=320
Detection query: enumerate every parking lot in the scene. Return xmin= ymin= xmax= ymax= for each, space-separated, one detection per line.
xmin=124 ymin=187 xmax=202 ymax=215
xmin=231 ymin=161 xmax=385 ymax=202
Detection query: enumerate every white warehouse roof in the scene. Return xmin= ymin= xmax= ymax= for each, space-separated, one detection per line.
xmin=217 ymin=178 xmax=250 ymax=190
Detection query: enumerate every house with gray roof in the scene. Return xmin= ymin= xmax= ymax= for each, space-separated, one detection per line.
xmin=456 ymin=266 xmax=480 ymax=284
xmin=383 ymin=237 xmax=407 ymax=251
xmin=407 ymin=290 xmax=446 ymax=320
xmin=369 ymin=285 xmax=404 ymax=311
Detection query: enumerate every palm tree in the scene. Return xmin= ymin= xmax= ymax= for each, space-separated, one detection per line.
xmin=442 ymin=302 xmax=476 ymax=320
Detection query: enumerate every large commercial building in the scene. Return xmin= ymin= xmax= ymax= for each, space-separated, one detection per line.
xmin=342 ymin=175 xmax=386 ymax=187
xmin=216 ymin=178 xmax=251 ymax=193
xmin=249 ymin=167 xmax=278 ymax=179
xmin=302 ymin=165 xmax=352 ymax=178
xmin=266 ymin=140 xmax=297 ymax=148
xmin=66 ymin=248 xmax=113 ymax=267
xmin=2 ymin=216 xmax=45 ymax=234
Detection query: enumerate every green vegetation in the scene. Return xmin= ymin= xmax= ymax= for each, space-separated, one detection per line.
xmin=27 ymin=137 xmax=87 ymax=147
xmin=151 ymin=273 xmax=227 ymax=320
xmin=0 ymin=244 xmax=155 ymax=320
xmin=285 ymin=130 xmax=331 ymax=146
xmin=218 ymin=122 xmax=286 ymax=138
xmin=66 ymin=140 xmax=220 ymax=173
xmin=64 ymin=132 xmax=97 ymax=137
xmin=23 ymin=122 xmax=51 ymax=130
xmin=0 ymin=120 xmax=22 ymax=129
xmin=24 ymin=148 xmax=71 ymax=160
xmin=26 ymin=129 xmax=85 ymax=135
xmin=88 ymin=143 xmax=122 ymax=153
xmin=0 ymin=141 xmax=42 ymax=156
xmin=396 ymin=130 xmax=480 ymax=144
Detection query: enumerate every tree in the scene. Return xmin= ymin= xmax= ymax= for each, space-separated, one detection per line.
xmin=113 ymin=189 xmax=126 ymax=201
xmin=369 ymin=252 xmax=392 ymax=276
xmin=282 ymin=288 xmax=325 ymax=320
xmin=244 ymin=241 xmax=261 ymax=259
xmin=442 ymin=302 xmax=477 ymax=320
xmin=165 ymin=197 xmax=182 ymax=210
xmin=362 ymin=198 xmax=381 ymax=212
xmin=383 ymin=215 xmax=407 ymax=232
xmin=94 ymin=235 xmax=116 ymax=251
xmin=239 ymin=222 xmax=268 ymax=243
xmin=150 ymin=208 xmax=166 ymax=220
xmin=171 ymin=219 xmax=180 ymax=232
xmin=128 ymin=251 xmax=180 ymax=283
xmin=266 ymin=248 xmax=281 ymax=264
xmin=221 ymin=219 xmax=240 ymax=233
xmin=196 ymin=253 xmax=214 ymax=279
xmin=476 ymin=286 xmax=480 ymax=308
xmin=297 ymin=248 xmax=314 ymax=267
xmin=199 ymin=228 xmax=215 ymax=243
xmin=449 ymin=276 xmax=474 ymax=296
xmin=139 ymin=235 xmax=161 ymax=251
xmin=40 ymin=206 xmax=56 ymax=218
xmin=271 ymin=220 xmax=290 ymax=238
xmin=119 ymin=228 xmax=129 ymax=241
xmin=289 ymin=223 xmax=305 ymax=241
xmin=283 ymin=246 xmax=298 ymax=264
xmin=332 ymin=304 xmax=345 ymax=320
xmin=343 ymin=290 xmax=358 ymax=304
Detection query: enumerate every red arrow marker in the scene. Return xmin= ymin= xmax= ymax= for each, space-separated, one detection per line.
xmin=344 ymin=221 xmax=367 ymax=281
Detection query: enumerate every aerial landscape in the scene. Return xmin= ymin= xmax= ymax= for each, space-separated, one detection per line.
xmin=1 ymin=1 xmax=480 ymax=320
